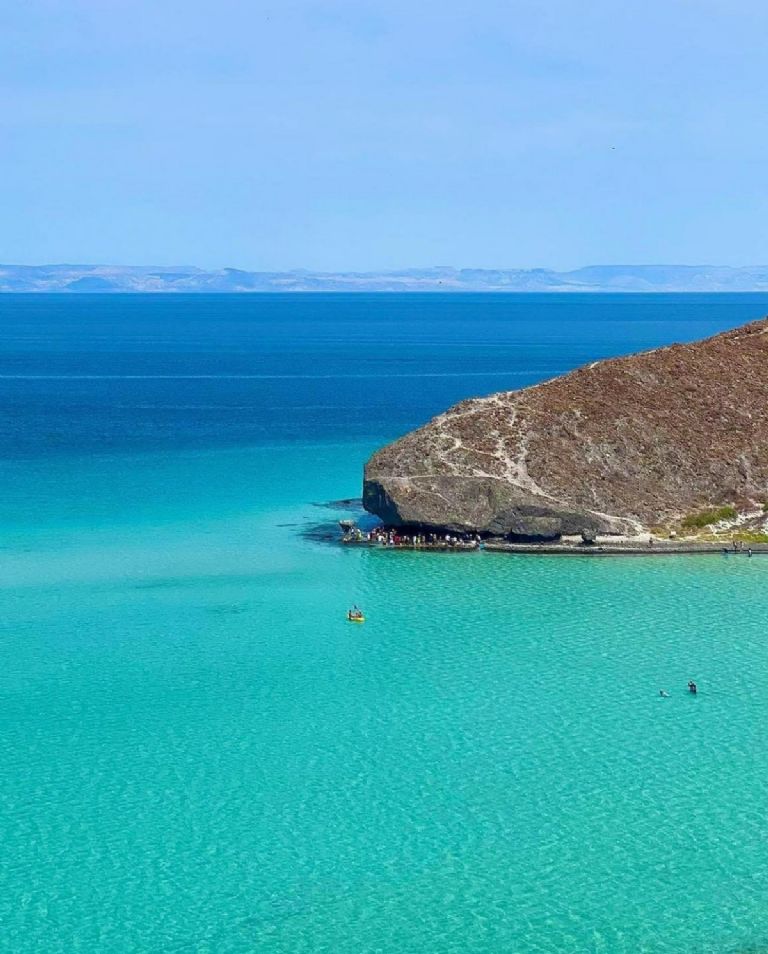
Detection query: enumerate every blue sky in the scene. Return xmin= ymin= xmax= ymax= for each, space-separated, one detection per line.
xmin=3 ymin=0 xmax=768 ymax=270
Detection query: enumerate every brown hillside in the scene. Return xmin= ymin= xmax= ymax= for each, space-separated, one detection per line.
xmin=363 ymin=318 xmax=768 ymax=537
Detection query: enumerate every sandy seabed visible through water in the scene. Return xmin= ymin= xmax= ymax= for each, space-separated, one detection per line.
xmin=1 ymin=443 xmax=768 ymax=953
xmin=4 ymin=292 xmax=768 ymax=952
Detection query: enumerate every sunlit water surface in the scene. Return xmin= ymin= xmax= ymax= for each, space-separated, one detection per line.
xmin=2 ymin=294 xmax=768 ymax=953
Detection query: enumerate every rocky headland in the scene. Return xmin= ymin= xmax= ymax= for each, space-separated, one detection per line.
xmin=363 ymin=318 xmax=768 ymax=542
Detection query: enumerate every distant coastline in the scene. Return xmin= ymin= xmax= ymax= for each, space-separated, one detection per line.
xmin=4 ymin=264 xmax=768 ymax=294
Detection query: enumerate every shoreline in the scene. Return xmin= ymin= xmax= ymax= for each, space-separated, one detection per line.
xmin=340 ymin=534 xmax=768 ymax=557
xmin=483 ymin=540 xmax=768 ymax=556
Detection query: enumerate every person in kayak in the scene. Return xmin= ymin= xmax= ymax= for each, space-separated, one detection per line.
xmin=348 ymin=606 xmax=364 ymax=620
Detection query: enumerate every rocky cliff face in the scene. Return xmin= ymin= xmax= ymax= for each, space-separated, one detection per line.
xmin=363 ymin=318 xmax=768 ymax=538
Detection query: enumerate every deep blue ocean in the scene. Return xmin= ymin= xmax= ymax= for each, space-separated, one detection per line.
xmin=3 ymin=293 xmax=768 ymax=953
xmin=3 ymin=293 xmax=766 ymax=458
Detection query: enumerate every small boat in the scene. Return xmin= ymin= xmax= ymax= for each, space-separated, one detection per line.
xmin=347 ymin=611 xmax=365 ymax=623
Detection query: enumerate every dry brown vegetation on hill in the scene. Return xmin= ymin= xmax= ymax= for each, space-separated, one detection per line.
xmin=363 ymin=318 xmax=768 ymax=538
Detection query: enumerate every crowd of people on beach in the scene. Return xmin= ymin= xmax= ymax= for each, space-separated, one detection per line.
xmin=341 ymin=525 xmax=765 ymax=554
xmin=342 ymin=526 xmax=482 ymax=549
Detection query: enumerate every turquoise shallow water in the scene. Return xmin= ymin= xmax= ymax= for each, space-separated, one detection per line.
xmin=4 ymin=294 xmax=768 ymax=952
xmin=3 ymin=444 xmax=768 ymax=953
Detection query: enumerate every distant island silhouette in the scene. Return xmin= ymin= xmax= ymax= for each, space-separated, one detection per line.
xmin=4 ymin=264 xmax=768 ymax=293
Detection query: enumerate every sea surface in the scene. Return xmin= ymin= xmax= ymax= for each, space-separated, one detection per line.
xmin=2 ymin=293 xmax=768 ymax=953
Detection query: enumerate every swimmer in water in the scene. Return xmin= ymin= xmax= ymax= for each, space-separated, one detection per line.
xmin=659 ymin=689 xmax=670 ymax=698
xmin=688 ymin=680 xmax=698 ymax=694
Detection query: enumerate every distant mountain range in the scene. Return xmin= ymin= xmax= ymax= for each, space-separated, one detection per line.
xmin=4 ymin=264 xmax=768 ymax=293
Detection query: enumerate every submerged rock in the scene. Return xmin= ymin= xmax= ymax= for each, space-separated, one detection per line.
xmin=363 ymin=318 xmax=768 ymax=538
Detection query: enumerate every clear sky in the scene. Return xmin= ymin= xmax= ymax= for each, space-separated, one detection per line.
xmin=3 ymin=0 xmax=768 ymax=270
